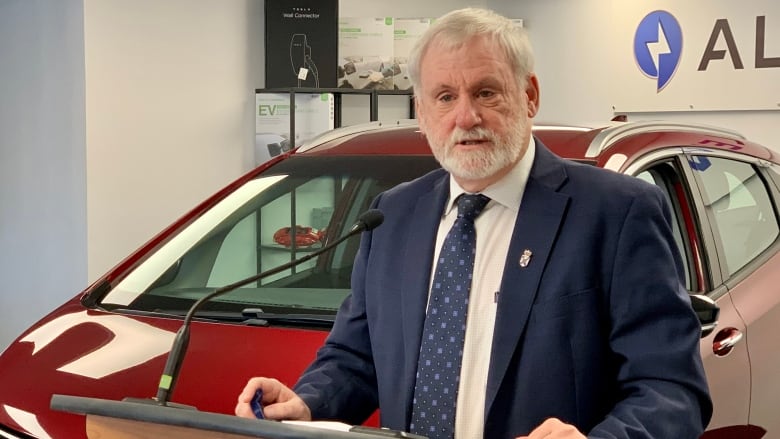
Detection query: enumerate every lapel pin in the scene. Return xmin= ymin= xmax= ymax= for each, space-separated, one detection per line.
xmin=519 ymin=249 xmax=533 ymax=268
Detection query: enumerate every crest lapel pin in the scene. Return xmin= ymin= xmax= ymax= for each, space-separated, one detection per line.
xmin=519 ymin=249 xmax=533 ymax=268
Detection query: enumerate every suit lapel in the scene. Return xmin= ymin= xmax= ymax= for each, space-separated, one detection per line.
xmin=484 ymin=144 xmax=571 ymax=416
xmin=400 ymin=174 xmax=449 ymax=425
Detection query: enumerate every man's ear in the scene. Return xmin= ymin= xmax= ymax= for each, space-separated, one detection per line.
xmin=525 ymin=74 xmax=541 ymax=117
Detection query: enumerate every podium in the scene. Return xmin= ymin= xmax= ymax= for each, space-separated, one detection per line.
xmin=51 ymin=395 xmax=413 ymax=439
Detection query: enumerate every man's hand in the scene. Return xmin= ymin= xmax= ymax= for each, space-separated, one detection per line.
xmin=516 ymin=418 xmax=586 ymax=439
xmin=235 ymin=377 xmax=312 ymax=421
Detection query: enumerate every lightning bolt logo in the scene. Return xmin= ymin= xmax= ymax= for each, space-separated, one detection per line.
xmin=647 ymin=22 xmax=672 ymax=72
xmin=634 ymin=11 xmax=683 ymax=92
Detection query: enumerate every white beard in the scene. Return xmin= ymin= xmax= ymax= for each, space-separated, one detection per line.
xmin=427 ymin=121 xmax=527 ymax=181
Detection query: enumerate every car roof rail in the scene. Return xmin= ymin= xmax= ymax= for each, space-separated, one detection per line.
xmin=584 ymin=120 xmax=747 ymax=158
xmin=532 ymin=123 xmax=593 ymax=132
xmin=297 ymin=119 xmax=419 ymax=153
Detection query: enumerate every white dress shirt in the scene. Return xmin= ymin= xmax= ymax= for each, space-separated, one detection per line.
xmin=427 ymin=138 xmax=535 ymax=439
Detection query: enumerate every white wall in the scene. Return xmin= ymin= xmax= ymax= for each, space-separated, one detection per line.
xmin=84 ymin=0 xmax=264 ymax=280
xmin=0 ymin=0 xmax=88 ymax=351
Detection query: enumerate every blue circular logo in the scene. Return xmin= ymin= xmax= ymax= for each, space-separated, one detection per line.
xmin=634 ymin=11 xmax=683 ymax=92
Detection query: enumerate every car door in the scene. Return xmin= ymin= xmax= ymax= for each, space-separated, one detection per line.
xmin=624 ymin=151 xmax=753 ymax=436
xmin=685 ymin=152 xmax=780 ymax=438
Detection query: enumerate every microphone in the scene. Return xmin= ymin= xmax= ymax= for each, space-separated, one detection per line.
xmin=152 ymin=209 xmax=384 ymax=407
xmin=350 ymin=208 xmax=383 ymax=233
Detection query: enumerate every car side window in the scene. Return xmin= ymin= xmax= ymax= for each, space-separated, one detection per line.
xmin=692 ymin=156 xmax=779 ymax=276
xmin=636 ymin=162 xmax=697 ymax=291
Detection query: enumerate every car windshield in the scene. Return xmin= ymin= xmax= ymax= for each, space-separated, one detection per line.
xmin=100 ymin=155 xmax=440 ymax=319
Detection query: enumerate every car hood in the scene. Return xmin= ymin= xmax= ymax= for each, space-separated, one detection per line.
xmin=0 ymin=300 xmax=328 ymax=438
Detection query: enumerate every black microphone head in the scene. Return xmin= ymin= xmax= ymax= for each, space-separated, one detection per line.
xmin=354 ymin=209 xmax=384 ymax=232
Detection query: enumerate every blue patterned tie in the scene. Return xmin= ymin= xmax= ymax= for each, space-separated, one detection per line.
xmin=410 ymin=194 xmax=490 ymax=439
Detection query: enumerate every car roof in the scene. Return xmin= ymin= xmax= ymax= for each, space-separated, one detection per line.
xmin=297 ymin=119 xmax=776 ymax=168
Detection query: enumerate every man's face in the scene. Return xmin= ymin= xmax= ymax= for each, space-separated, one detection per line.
xmin=416 ymin=35 xmax=539 ymax=191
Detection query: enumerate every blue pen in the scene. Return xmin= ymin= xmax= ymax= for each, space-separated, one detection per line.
xmin=251 ymin=389 xmax=265 ymax=419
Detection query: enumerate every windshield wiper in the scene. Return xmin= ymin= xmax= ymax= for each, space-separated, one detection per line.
xmin=111 ymin=308 xmax=242 ymax=322
xmin=111 ymin=307 xmax=335 ymax=328
xmin=241 ymin=308 xmax=335 ymax=328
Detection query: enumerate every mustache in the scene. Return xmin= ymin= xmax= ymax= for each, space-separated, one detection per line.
xmin=447 ymin=127 xmax=498 ymax=147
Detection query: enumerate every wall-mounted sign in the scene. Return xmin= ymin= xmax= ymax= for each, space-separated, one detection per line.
xmin=611 ymin=1 xmax=779 ymax=112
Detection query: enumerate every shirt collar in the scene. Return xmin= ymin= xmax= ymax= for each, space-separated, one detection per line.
xmin=445 ymin=136 xmax=536 ymax=216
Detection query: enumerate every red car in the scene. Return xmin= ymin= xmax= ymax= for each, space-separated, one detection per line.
xmin=1 ymin=119 xmax=778 ymax=438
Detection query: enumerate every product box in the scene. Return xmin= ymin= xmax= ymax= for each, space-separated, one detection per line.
xmin=392 ymin=18 xmax=432 ymax=91
xmin=337 ymin=17 xmax=395 ymax=90
xmin=255 ymin=92 xmax=334 ymax=165
xmin=264 ymin=0 xmax=338 ymax=88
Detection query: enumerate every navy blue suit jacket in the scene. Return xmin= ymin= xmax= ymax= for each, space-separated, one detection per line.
xmin=294 ymin=141 xmax=712 ymax=438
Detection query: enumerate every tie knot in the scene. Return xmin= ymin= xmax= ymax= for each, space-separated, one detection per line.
xmin=456 ymin=194 xmax=490 ymax=221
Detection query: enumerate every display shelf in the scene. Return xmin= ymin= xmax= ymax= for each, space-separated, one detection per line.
xmin=255 ymin=87 xmax=415 ymax=149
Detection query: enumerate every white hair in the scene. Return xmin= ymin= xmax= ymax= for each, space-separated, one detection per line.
xmin=407 ymin=8 xmax=535 ymax=93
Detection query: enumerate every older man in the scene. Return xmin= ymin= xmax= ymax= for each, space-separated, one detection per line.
xmin=236 ymin=7 xmax=711 ymax=438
